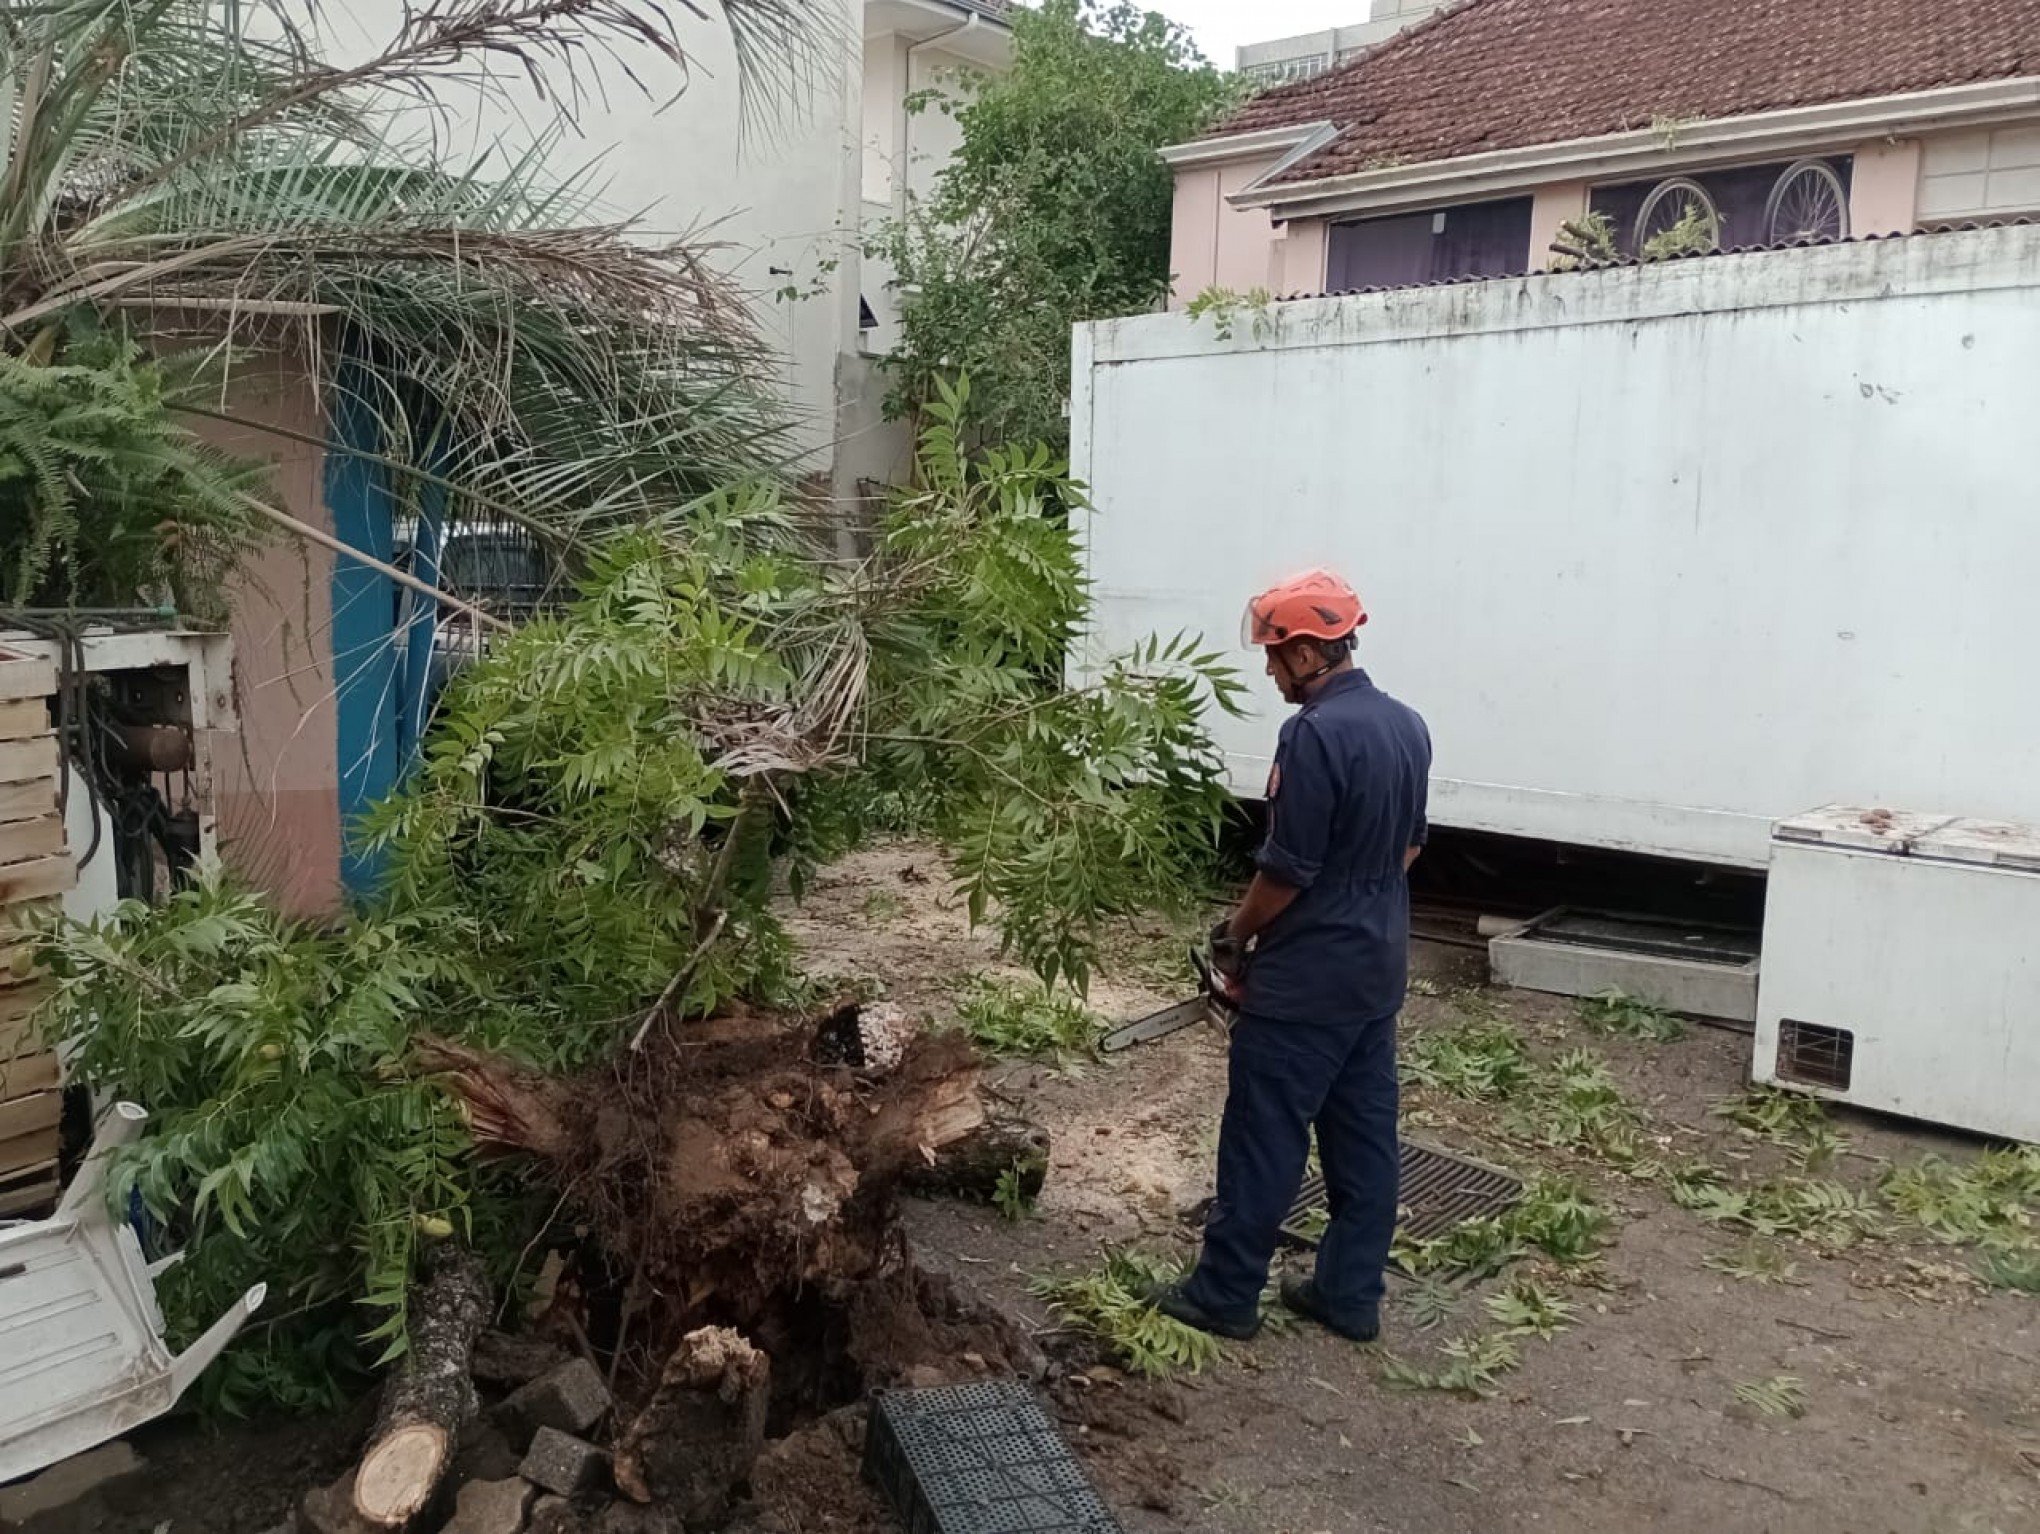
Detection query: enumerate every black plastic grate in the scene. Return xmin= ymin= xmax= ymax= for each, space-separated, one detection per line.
xmin=864 ymin=1381 xmax=1124 ymax=1534
xmin=1280 ymin=1139 xmax=1523 ymax=1256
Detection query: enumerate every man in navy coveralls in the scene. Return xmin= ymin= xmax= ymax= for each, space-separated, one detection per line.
xmin=1154 ymin=568 xmax=1432 ymax=1342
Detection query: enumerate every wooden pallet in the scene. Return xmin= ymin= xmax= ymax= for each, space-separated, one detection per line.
xmin=0 ymin=648 xmax=71 ymax=1206
xmin=0 ymin=1154 xmax=59 ymax=1217
xmin=0 ymin=1089 xmax=61 ymax=1144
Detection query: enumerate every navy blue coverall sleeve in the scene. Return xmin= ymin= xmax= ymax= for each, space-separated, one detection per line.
xmin=1255 ymin=718 xmax=1339 ymax=891
xmin=1410 ymin=719 xmax=1431 ymax=847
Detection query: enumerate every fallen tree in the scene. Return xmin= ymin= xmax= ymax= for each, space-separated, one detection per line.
xmin=17 ymin=2 xmax=1239 ymax=1522
xmin=35 ymin=385 xmax=1239 ymax=1438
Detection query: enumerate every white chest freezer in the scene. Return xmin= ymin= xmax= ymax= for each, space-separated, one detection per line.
xmin=1754 ymin=807 xmax=2040 ymax=1142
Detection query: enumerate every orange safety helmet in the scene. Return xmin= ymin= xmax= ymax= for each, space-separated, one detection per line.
xmin=1242 ymin=569 xmax=1367 ymax=648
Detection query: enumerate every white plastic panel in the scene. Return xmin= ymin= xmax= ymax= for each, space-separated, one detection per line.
xmin=1072 ymin=226 xmax=2040 ymax=867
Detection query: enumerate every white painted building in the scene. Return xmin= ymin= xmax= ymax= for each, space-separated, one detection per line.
xmin=340 ymin=0 xmax=1012 ymax=496
xmin=1236 ymin=0 xmax=1445 ymax=86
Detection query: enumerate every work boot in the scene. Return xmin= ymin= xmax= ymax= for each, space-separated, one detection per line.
xmin=1144 ymin=1281 xmax=1261 ymax=1341
xmin=1279 ymin=1275 xmax=1380 ymax=1343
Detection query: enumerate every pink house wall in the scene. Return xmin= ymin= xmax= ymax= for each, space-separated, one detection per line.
xmin=1526 ymin=181 xmax=1589 ymax=270
xmin=1170 ymin=133 xmax=1955 ymax=296
xmin=1270 ymin=220 xmax=1329 ymax=295
xmin=1848 ymin=138 xmax=1924 ymax=234
xmin=1169 ymin=157 xmax=1302 ymax=304
xmin=191 ymin=358 xmax=345 ymax=919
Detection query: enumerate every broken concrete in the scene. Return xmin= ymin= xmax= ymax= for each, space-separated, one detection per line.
xmin=298 ymin=1473 xmax=379 ymax=1534
xmin=518 ymin=1429 xmax=608 ymax=1500
xmin=522 ymin=1495 xmax=578 ymax=1534
xmin=439 ymin=1475 xmax=536 ymax=1534
xmin=495 ymin=1357 xmax=612 ymax=1450
xmin=470 ymin=1332 xmax=572 ymax=1390
xmin=448 ymin=1419 xmax=524 ymax=1488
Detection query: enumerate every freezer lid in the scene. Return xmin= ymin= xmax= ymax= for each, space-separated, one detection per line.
xmin=1771 ymin=805 xmax=1956 ymax=854
xmin=1914 ymin=816 xmax=2040 ymax=871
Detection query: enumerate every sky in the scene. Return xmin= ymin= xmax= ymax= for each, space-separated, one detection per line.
xmin=1154 ymin=0 xmax=1376 ymax=68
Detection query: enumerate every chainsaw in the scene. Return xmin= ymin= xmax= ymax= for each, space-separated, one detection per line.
xmin=1100 ymin=945 xmax=1240 ymax=1053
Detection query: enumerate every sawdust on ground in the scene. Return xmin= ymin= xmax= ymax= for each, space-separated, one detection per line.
xmin=793 ymin=843 xmax=2040 ymax=1534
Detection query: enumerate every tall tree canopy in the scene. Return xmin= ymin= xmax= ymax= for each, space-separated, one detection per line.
xmin=877 ymin=0 xmax=1239 ymax=451
xmin=0 ymin=0 xmax=815 ymax=612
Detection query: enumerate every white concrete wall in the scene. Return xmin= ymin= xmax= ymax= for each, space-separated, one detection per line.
xmin=845 ymin=17 xmax=1011 ymax=498
xmin=336 ymin=1 xmax=865 ymax=464
xmin=1071 ymin=224 xmax=2040 ymax=867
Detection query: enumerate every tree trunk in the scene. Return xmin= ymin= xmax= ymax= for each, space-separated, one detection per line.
xmin=897 ymin=1112 xmax=1049 ymax=1204
xmin=351 ymin=1247 xmax=492 ymax=1528
xmin=612 ymin=1326 xmax=770 ymax=1522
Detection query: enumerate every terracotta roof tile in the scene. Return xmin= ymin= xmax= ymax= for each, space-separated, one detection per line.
xmin=1215 ymin=0 xmax=2040 ymax=185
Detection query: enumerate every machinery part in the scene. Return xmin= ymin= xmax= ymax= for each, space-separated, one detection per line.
xmin=1765 ymin=159 xmax=1849 ymax=244
xmin=1100 ymin=944 xmax=1238 ymax=1053
xmin=864 ymin=1380 xmax=1122 ymax=1533
xmin=110 ymin=723 xmax=193 ymax=774
xmin=1634 ymin=176 xmax=1721 ymax=253
xmin=162 ymin=806 xmax=202 ymax=880
xmin=1099 ymin=996 xmax=1208 ymax=1053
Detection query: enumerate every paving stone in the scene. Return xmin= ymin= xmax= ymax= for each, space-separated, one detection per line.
xmin=518 ymin=1429 xmax=608 ymax=1500
xmin=471 ymin=1332 xmax=572 ymax=1390
xmin=497 ymin=1358 xmax=612 ymax=1450
xmin=439 ymin=1475 xmax=536 ymax=1534
xmin=449 ymin=1419 xmax=524 ymax=1487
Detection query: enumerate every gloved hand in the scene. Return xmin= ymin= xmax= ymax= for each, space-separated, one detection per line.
xmin=1207 ymin=918 xmax=1246 ymax=993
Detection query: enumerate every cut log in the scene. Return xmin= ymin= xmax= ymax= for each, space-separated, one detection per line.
xmin=351 ymin=1247 xmax=492 ymax=1528
xmin=612 ymin=1326 xmax=770 ymax=1521
xmin=897 ymin=1112 xmax=1049 ymax=1204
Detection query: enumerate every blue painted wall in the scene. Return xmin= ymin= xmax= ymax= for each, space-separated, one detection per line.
xmin=326 ymin=368 xmax=444 ymax=897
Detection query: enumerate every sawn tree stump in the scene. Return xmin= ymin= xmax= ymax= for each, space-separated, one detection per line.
xmin=352 ymin=1246 xmax=493 ymax=1527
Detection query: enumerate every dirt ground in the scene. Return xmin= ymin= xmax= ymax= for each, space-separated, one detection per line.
xmin=787 ymin=844 xmax=2040 ymax=1534
xmin=12 ymin=842 xmax=2036 ymax=1534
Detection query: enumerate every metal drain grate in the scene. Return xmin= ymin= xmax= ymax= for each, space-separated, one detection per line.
xmin=864 ymin=1380 xmax=1123 ymax=1533
xmin=1279 ymin=1140 xmax=1523 ymax=1253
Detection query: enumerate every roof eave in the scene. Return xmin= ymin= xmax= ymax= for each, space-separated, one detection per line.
xmin=1231 ymin=76 xmax=2040 ymax=221
xmin=1159 ymin=123 xmax=1339 ymax=170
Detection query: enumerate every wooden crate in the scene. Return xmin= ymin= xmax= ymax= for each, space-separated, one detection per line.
xmin=0 ymin=648 xmax=71 ymax=1195
xmin=1 ymin=976 xmax=53 ymax=1060
xmin=0 ymin=696 xmax=50 ymax=740
xmin=0 ymin=734 xmax=58 ymax=784
xmin=0 ymin=778 xmax=58 ymax=823
xmin=0 ymin=1117 xmax=58 ymax=1171
xmin=0 ymin=854 xmax=74 ymax=905
xmin=0 ymin=1088 xmax=61 ymax=1144
xmin=0 ymin=654 xmax=57 ymax=705
xmin=0 ymin=1155 xmax=59 ymax=1217
xmin=0 ymin=816 xmax=64 ymax=865
xmin=0 ymin=1051 xmax=58 ymax=1099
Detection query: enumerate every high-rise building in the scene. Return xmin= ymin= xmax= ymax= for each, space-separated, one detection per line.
xmin=1236 ymin=0 xmax=1448 ymax=86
